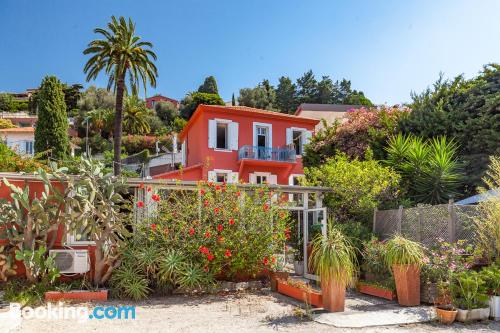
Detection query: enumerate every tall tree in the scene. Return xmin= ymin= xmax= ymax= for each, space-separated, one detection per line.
xmin=238 ymin=79 xmax=276 ymax=110
xmin=62 ymin=83 xmax=83 ymax=114
xmin=83 ymin=16 xmax=158 ymax=175
xmin=316 ymin=76 xmax=335 ymax=104
xmin=198 ymin=76 xmax=219 ymax=94
xmin=275 ymin=76 xmax=297 ymax=113
xmin=231 ymin=93 xmax=236 ymax=106
xmin=34 ymin=76 xmax=70 ymax=159
xmin=296 ymin=70 xmax=318 ymax=104
xmin=154 ymin=100 xmax=179 ymax=126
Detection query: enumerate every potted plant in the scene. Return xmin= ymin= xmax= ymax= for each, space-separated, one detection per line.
xmin=384 ymin=235 xmax=425 ymax=306
xmin=310 ymin=224 xmax=357 ymax=312
xmin=480 ymin=265 xmax=500 ymax=320
xmin=293 ymin=235 xmax=304 ymax=276
xmin=434 ymin=280 xmax=457 ymax=325
xmin=276 ymin=277 xmax=323 ymax=307
xmin=451 ymin=271 xmax=490 ymax=322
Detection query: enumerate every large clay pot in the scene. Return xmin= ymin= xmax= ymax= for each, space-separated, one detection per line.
xmin=321 ymin=275 xmax=346 ymax=312
xmin=392 ymin=264 xmax=420 ymax=306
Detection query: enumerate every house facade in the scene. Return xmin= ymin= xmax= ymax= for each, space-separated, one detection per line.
xmin=0 ymin=127 xmax=35 ymax=156
xmin=146 ymin=94 xmax=179 ymax=109
xmin=154 ymin=105 xmax=319 ymax=185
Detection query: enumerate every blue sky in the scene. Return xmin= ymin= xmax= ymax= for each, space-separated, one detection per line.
xmin=1 ymin=0 xmax=499 ymax=105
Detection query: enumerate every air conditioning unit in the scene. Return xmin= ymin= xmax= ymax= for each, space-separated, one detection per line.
xmin=49 ymin=250 xmax=90 ymax=274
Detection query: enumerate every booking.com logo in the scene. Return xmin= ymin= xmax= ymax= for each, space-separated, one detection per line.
xmin=7 ymin=303 xmax=136 ymax=323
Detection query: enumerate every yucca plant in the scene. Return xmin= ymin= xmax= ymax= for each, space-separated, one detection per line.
xmin=384 ymin=235 xmax=425 ymax=268
xmin=309 ymin=224 xmax=357 ymax=312
xmin=110 ymin=263 xmax=151 ymax=300
xmin=178 ymin=263 xmax=213 ymax=291
xmin=157 ymin=250 xmax=187 ymax=284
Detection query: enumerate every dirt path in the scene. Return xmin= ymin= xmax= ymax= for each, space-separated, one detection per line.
xmin=10 ymin=291 xmax=500 ymax=333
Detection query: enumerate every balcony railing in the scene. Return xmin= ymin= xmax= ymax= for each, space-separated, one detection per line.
xmin=238 ymin=145 xmax=296 ymax=163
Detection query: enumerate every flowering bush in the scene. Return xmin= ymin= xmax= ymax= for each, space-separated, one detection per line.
xmin=421 ymin=240 xmax=475 ymax=284
xmin=121 ymin=134 xmax=172 ymax=155
xmin=361 ymin=237 xmax=392 ymax=282
xmin=134 ymin=182 xmax=290 ymax=283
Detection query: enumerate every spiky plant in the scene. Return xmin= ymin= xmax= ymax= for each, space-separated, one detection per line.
xmin=157 ymin=250 xmax=186 ymax=284
xmin=384 ymin=235 xmax=425 ymax=268
xmin=309 ymin=224 xmax=358 ymax=287
xmin=110 ymin=263 xmax=151 ymax=300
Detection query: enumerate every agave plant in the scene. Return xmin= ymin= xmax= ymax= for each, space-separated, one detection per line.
xmin=110 ymin=263 xmax=151 ymax=300
xmin=384 ymin=235 xmax=425 ymax=267
xmin=309 ymin=224 xmax=357 ymax=286
xmin=157 ymin=250 xmax=187 ymax=284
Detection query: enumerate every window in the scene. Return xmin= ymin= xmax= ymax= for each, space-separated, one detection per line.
xmin=216 ymin=173 xmax=227 ymax=183
xmin=216 ymin=122 xmax=228 ymax=149
xmin=24 ymin=141 xmax=34 ymax=155
xmin=256 ymin=175 xmax=268 ymax=184
xmin=292 ymin=130 xmax=303 ymax=155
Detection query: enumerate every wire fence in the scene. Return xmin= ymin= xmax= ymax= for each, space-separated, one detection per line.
xmin=373 ymin=201 xmax=478 ymax=246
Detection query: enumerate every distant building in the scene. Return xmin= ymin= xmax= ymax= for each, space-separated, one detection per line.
xmin=295 ymin=103 xmax=364 ymax=130
xmin=0 ymin=112 xmax=37 ymax=127
xmin=0 ymin=127 xmax=35 ymax=156
xmin=146 ymin=95 xmax=179 ymax=109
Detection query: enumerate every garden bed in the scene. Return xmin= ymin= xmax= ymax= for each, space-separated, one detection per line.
xmin=45 ymin=289 xmax=108 ymax=302
xmin=357 ymin=281 xmax=396 ymax=301
xmin=276 ymin=279 xmax=322 ymax=307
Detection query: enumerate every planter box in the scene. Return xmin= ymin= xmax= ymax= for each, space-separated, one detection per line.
xmin=277 ymin=280 xmax=323 ymax=308
xmin=490 ymin=296 xmax=500 ymax=320
xmin=357 ymin=283 xmax=396 ymax=301
xmin=456 ymin=307 xmax=490 ymax=322
xmin=270 ymin=272 xmax=289 ymax=292
xmin=45 ymin=290 xmax=108 ymax=302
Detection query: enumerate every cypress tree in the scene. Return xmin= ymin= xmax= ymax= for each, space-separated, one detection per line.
xmin=35 ymin=76 xmax=70 ymax=159
xmin=231 ymin=93 xmax=236 ymax=106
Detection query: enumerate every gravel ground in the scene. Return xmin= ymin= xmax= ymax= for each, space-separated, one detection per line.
xmin=10 ymin=291 xmax=500 ymax=333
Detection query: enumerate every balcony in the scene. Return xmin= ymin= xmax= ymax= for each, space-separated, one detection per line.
xmin=238 ymin=145 xmax=296 ymax=163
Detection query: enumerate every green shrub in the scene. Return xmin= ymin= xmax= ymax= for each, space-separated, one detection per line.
xmin=305 ymin=153 xmax=402 ymax=225
xmin=451 ymin=271 xmax=489 ymax=310
xmin=384 ymin=235 xmax=425 ymax=267
xmin=361 ymin=237 xmax=392 ymax=282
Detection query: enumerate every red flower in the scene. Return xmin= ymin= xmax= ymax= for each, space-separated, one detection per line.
xmin=224 ymin=249 xmax=232 ymax=258
xmin=204 ymin=200 xmax=209 ymax=207
xmin=215 ymin=185 xmax=221 ymax=191
xmin=214 ymin=207 xmax=220 ymax=214
xmin=285 ymin=233 xmax=291 ymax=240
xmin=199 ymin=246 xmax=209 ymax=254
xmin=208 ymin=181 xmax=214 ymax=187
xmin=164 ymin=227 xmax=169 ymax=235
xmin=228 ymin=218 xmax=235 ymax=225
xmin=271 ymin=256 xmax=276 ymax=263
xmin=203 ymin=265 xmax=209 ymax=273
xmin=218 ymin=236 xmax=224 ymax=243
xmin=207 ymin=254 xmax=215 ymax=261
xmin=137 ymin=201 xmax=144 ymax=208
xmin=199 ymin=189 xmax=206 ymax=195
xmin=235 ymin=191 xmax=241 ymax=197
xmin=189 ymin=227 xmax=195 ymax=236
xmin=147 ymin=186 xmax=152 ymax=192
xmin=263 ymin=203 xmax=269 ymax=212
xmin=205 ymin=231 xmax=211 ymax=238
xmin=151 ymin=194 xmax=160 ymax=202
xmin=217 ymin=224 xmax=223 ymax=232
xmin=151 ymin=223 xmax=157 ymax=231
xmin=263 ymin=257 xmax=269 ymax=265
xmin=139 ymin=183 xmax=144 ymax=189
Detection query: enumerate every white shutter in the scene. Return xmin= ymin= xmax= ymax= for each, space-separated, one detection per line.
xmin=249 ymin=173 xmax=257 ymax=184
xmin=228 ymin=122 xmax=239 ymax=151
xmin=181 ymin=141 xmax=186 ymax=166
xmin=208 ymin=120 xmax=216 ymax=148
xmin=269 ymin=174 xmax=278 ymax=185
xmin=303 ymin=130 xmax=312 ymax=146
xmin=228 ymin=172 xmax=239 ymax=183
xmin=207 ymin=171 xmax=216 ymax=182
xmin=286 ymin=128 xmax=293 ymax=146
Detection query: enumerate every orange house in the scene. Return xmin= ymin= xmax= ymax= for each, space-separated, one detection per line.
xmin=154 ymin=105 xmax=319 ymax=185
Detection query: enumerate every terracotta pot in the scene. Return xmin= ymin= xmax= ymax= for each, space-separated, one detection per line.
xmin=357 ymin=283 xmax=396 ymax=300
xmin=435 ymin=306 xmax=457 ymax=325
xmin=276 ymin=280 xmax=323 ymax=307
xmin=392 ymin=264 xmax=420 ymax=306
xmin=321 ymin=276 xmax=346 ymax=312
xmin=45 ymin=290 xmax=108 ymax=302
xmin=270 ymin=271 xmax=289 ymax=292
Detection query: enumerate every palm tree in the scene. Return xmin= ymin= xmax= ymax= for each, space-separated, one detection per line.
xmin=83 ymin=16 xmax=157 ymax=175
xmin=123 ymin=95 xmax=151 ymax=135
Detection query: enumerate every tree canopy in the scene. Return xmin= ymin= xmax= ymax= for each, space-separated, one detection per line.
xmin=180 ymin=92 xmax=225 ymax=119
xmin=197 ymin=76 xmax=219 ymax=94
